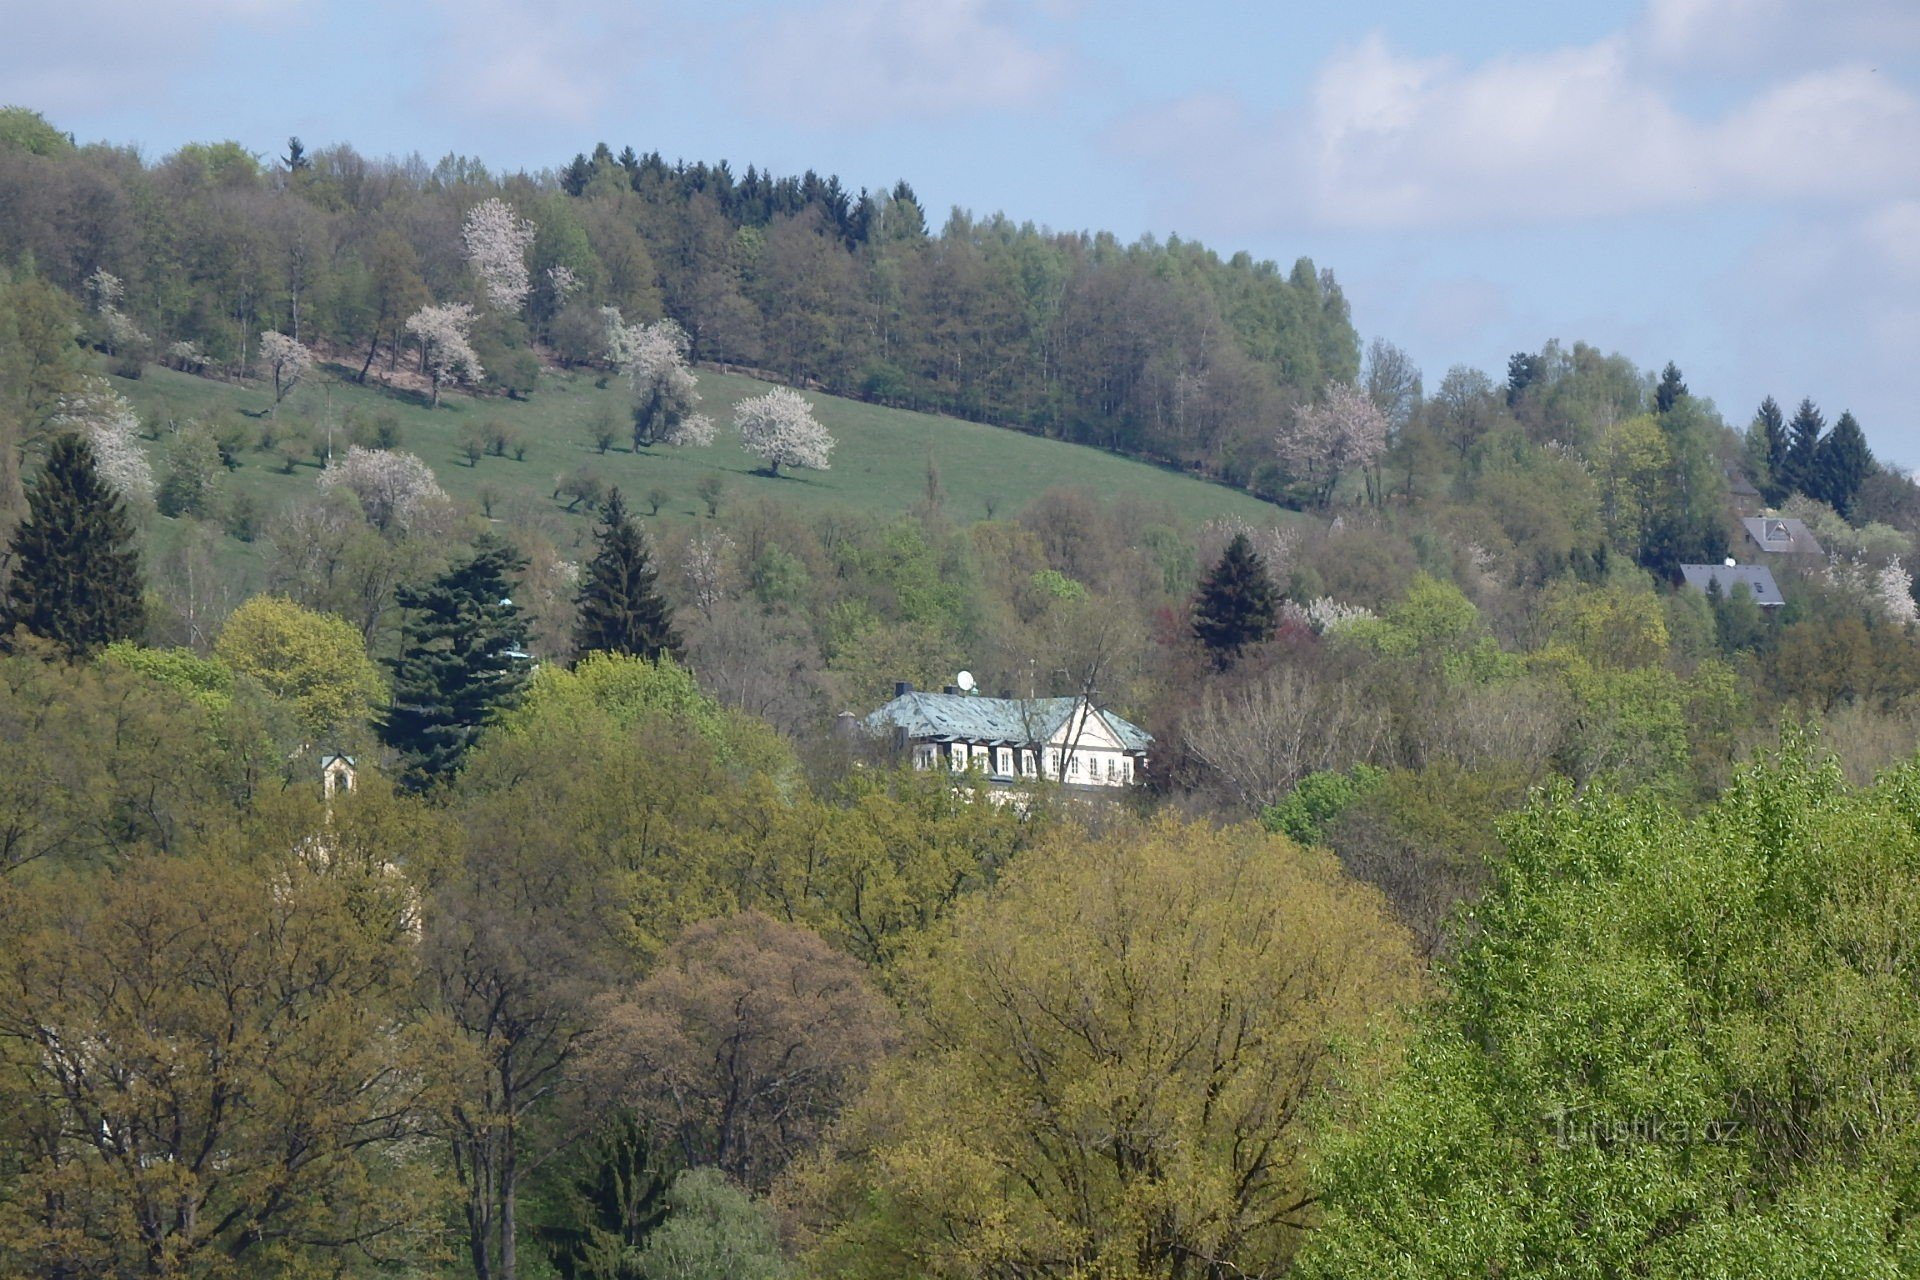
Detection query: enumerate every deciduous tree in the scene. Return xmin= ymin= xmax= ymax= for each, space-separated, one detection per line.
xmin=215 ymin=594 xmax=386 ymax=740
xmin=406 ymin=302 xmax=484 ymax=408
xmin=791 ymin=815 xmax=1420 ymax=1280
xmin=464 ymin=197 xmax=537 ymax=312
xmin=590 ymin=912 xmax=896 ymax=1191
xmin=258 ymin=328 xmax=313 ymax=413
xmin=735 ymin=387 xmax=833 ymax=476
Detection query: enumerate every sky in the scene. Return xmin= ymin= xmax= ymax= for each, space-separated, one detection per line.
xmin=5 ymin=0 xmax=1920 ymax=462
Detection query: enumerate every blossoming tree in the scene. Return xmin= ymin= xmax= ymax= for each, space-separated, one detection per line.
xmin=734 ymin=387 xmax=833 ymax=476
xmin=404 ymin=303 xmax=483 ymax=407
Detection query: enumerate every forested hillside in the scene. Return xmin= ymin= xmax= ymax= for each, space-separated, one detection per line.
xmin=5 ymin=103 xmax=1920 ymax=1279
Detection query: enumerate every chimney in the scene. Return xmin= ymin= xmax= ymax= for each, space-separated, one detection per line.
xmin=894 ymin=680 xmax=913 ymax=697
xmin=833 ymin=711 xmax=857 ymax=738
xmin=943 ymin=685 xmax=960 ymax=695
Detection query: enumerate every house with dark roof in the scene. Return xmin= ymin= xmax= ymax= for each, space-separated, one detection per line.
xmin=864 ymin=683 xmax=1151 ymax=789
xmin=1679 ymin=562 xmax=1785 ymax=608
xmin=1740 ymin=517 xmax=1824 ymax=559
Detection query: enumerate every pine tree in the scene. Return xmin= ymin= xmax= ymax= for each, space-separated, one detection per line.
xmin=1782 ymin=398 xmax=1824 ymax=499
xmin=1814 ymin=410 xmax=1875 ymax=519
xmin=1654 ymin=362 xmax=1688 ymax=413
xmin=1192 ymin=533 xmax=1277 ymax=668
xmin=1750 ymin=396 xmax=1789 ymax=504
xmin=381 ymin=533 xmax=532 ymax=790
xmin=574 ymin=490 xmax=680 ymax=663
xmin=5 ymin=434 xmax=144 ymax=657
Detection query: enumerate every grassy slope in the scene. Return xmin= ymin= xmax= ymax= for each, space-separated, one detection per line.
xmin=120 ymin=361 xmax=1295 ymax=579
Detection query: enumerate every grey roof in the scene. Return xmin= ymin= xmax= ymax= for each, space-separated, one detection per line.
xmin=1679 ymin=563 xmax=1785 ymax=607
xmin=864 ymin=692 xmax=1152 ymax=752
xmin=1740 ymin=517 xmax=1824 ymax=556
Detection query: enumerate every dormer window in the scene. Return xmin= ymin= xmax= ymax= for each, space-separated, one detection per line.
xmin=1766 ymin=520 xmax=1789 ymax=542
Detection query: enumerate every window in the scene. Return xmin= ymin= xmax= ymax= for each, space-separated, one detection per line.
xmin=997 ymin=748 xmax=1013 ymax=776
xmin=949 ymin=744 xmax=966 ymax=771
xmin=1023 ymin=750 xmax=1037 ymax=776
xmin=1106 ymin=757 xmax=1117 ymax=782
xmin=1068 ymin=755 xmax=1080 ymax=777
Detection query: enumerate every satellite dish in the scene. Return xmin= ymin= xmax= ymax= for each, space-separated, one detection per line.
xmin=955 ymin=670 xmax=977 ymax=693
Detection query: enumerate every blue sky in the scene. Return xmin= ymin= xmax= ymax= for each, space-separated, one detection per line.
xmin=6 ymin=0 xmax=1920 ymax=462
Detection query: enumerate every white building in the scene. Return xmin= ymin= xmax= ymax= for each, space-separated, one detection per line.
xmin=864 ymin=682 xmax=1151 ymax=789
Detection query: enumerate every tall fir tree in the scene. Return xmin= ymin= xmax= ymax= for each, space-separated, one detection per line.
xmin=573 ymin=490 xmax=680 ymax=663
xmin=1192 ymin=533 xmax=1277 ymax=668
xmin=381 ymin=533 xmax=532 ymax=790
xmin=1654 ymin=361 xmax=1688 ymax=413
xmin=5 ymin=434 xmax=144 ymax=657
xmin=1782 ymin=398 xmax=1825 ymax=499
xmin=1749 ymin=396 xmax=1789 ymax=504
xmin=1814 ymin=410 xmax=1875 ymax=519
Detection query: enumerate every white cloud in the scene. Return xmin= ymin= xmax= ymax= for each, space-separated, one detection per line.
xmin=1117 ymin=23 xmax=1920 ymax=232
xmin=736 ymin=0 xmax=1063 ymax=128
xmin=419 ymin=0 xmax=662 ymax=128
xmin=1642 ymin=0 xmax=1920 ymax=69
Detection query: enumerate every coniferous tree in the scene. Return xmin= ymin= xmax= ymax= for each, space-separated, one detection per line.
xmin=5 ymin=434 xmax=144 ymax=657
xmin=1782 ymin=398 xmax=1824 ymax=499
xmin=573 ymin=490 xmax=680 ymax=663
xmin=1814 ymin=410 xmax=1875 ymax=519
xmin=1750 ymin=396 xmax=1789 ymax=504
xmin=381 ymin=533 xmax=531 ymax=790
xmin=1192 ymin=533 xmax=1277 ymax=668
xmin=1654 ymin=361 xmax=1688 ymax=413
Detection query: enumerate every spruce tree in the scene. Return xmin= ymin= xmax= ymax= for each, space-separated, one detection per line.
xmin=1654 ymin=362 xmax=1688 ymax=413
xmin=1750 ymin=396 xmax=1788 ymax=504
xmin=1192 ymin=533 xmax=1277 ymax=668
xmin=381 ymin=533 xmax=532 ymax=790
xmin=6 ymin=434 xmax=144 ymax=657
xmin=1782 ymin=398 xmax=1824 ymax=499
xmin=1814 ymin=410 xmax=1875 ymax=519
xmin=574 ymin=490 xmax=680 ymax=663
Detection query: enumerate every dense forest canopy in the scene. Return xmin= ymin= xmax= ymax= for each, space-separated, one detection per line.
xmin=4 ymin=103 xmax=1920 ymax=1278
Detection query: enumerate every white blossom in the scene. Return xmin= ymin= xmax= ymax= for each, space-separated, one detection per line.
xmin=734 ymin=386 xmax=834 ymax=475
xmin=166 ymin=340 xmax=210 ymax=373
xmin=461 ymin=198 xmax=535 ymax=311
xmin=404 ymin=303 xmax=484 ymax=407
xmin=317 ymin=446 xmax=451 ymax=534
xmin=1279 ymin=597 xmax=1377 ymax=635
xmin=1878 ymin=560 xmax=1919 ymax=626
xmin=85 ymin=268 xmax=124 ymax=310
xmin=682 ymin=530 xmax=736 ymax=618
xmin=616 ymin=316 xmax=712 ymax=448
xmin=545 ymin=264 xmax=580 ymax=302
xmin=1278 ymin=382 xmax=1388 ymax=501
xmin=258 ymin=330 xmax=314 ymax=411
xmin=84 ymin=268 xmax=146 ymax=353
xmin=50 ymin=377 xmax=153 ymax=501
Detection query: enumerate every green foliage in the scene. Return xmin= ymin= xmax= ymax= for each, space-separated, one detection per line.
xmin=5 ymin=435 xmax=145 ymax=656
xmin=500 ymin=651 xmax=786 ymax=774
xmin=381 ymin=534 xmax=532 ymax=788
xmin=793 ymin=815 xmax=1420 ymax=1280
xmin=1263 ymin=763 xmax=1386 ymax=846
xmin=1301 ymin=736 xmax=1920 ymax=1278
xmin=535 ymin=1113 xmax=673 ymax=1280
xmin=1814 ymin=409 xmax=1875 ymax=519
xmin=575 ymin=491 xmax=680 ymax=663
xmin=1192 ymin=532 xmax=1277 ymax=667
xmin=155 ymin=423 xmax=225 ymax=518
xmin=215 ymin=595 xmax=386 ymax=741
xmin=0 ymin=106 xmax=70 ymax=156
xmin=635 ymin=1169 xmax=792 ymax=1280
xmin=98 ymin=641 xmax=234 ymax=710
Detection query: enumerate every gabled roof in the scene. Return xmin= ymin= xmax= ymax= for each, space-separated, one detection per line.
xmin=864 ymin=692 xmax=1153 ymax=752
xmin=1679 ymin=563 xmax=1785 ymax=607
xmin=1740 ymin=516 xmax=1823 ymax=556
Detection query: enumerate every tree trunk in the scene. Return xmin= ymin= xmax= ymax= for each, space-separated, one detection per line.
xmin=359 ymin=333 xmax=379 ymax=383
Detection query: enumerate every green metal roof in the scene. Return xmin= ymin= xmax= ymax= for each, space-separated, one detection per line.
xmin=864 ymin=692 xmax=1152 ymax=752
